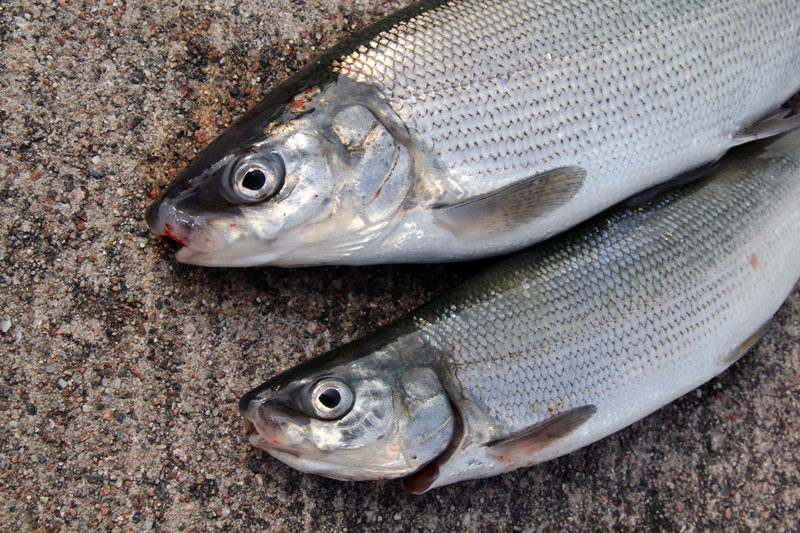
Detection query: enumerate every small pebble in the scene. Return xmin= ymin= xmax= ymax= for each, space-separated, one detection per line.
xmin=129 ymin=70 xmax=144 ymax=84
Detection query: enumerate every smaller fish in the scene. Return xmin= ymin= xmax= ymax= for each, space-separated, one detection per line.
xmin=239 ymin=130 xmax=800 ymax=491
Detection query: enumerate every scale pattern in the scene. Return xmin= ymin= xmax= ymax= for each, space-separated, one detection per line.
xmin=336 ymin=0 xmax=800 ymax=201
xmin=409 ymin=131 xmax=800 ymax=442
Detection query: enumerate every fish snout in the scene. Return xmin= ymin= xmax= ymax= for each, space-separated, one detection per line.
xmin=146 ymin=200 xmax=226 ymax=254
xmin=238 ymin=386 xmax=263 ymax=419
xmin=239 ymin=392 xmax=298 ymax=450
xmin=238 ymin=385 xmax=279 ymax=430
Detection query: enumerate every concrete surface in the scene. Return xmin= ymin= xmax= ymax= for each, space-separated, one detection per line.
xmin=1 ymin=0 xmax=799 ymax=530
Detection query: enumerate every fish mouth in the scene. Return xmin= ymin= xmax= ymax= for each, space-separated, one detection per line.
xmin=240 ymin=391 xmax=355 ymax=475
xmin=244 ymin=418 xmax=263 ymax=447
xmin=245 ymin=418 xmax=276 ymax=450
xmin=240 ymin=389 xmax=295 ymax=450
xmin=244 ymin=408 xmax=288 ymax=449
xmin=146 ymin=200 xmax=227 ymax=256
xmin=242 ymin=404 xmax=393 ymax=482
xmin=157 ymin=235 xmax=184 ymax=252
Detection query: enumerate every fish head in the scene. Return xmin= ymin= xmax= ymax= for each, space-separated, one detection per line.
xmin=239 ymin=342 xmax=455 ymax=481
xmin=146 ymin=77 xmax=415 ymax=266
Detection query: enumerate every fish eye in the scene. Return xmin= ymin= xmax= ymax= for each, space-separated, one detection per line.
xmin=309 ymin=378 xmax=354 ymax=419
xmin=224 ymin=151 xmax=285 ymax=204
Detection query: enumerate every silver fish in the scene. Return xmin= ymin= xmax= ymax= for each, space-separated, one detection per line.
xmin=147 ymin=0 xmax=800 ymax=266
xmin=239 ymin=129 xmax=800 ymax=491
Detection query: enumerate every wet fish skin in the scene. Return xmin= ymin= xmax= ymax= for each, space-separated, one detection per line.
xmin=240 ymin=129 xmax=800 ymax=491
xmin=147 ymin=0 xmax=800 ymax=266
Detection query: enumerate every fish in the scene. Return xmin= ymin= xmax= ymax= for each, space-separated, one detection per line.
xmin=239 ymin=128 xmax=800 ymax=492
xmin=146 ymin=0 xmax=800 ymax=267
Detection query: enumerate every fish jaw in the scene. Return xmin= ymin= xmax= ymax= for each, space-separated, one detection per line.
xmin=173 ymin=240 xmax=284 ymax=267
xmin=146 ymin=197 xmax=230 ymax=255
xmin=243 ymin=401 xmax=411 ymax=481
xmin=164 ymin=212 xmax=397 ymax=267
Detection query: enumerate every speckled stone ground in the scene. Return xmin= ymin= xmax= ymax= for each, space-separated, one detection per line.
xmin=1 ymin=0 xmax=799 ymax=531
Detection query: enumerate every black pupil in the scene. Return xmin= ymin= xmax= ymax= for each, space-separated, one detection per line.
xmin=319 ymin=388 xmax=341 ymax=409
xmin=242 ymin=169 xmax=267 ymax=191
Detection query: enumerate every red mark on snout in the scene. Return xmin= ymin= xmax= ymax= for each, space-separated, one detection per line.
xmin=163 ymin=223 xmax=188 ymax=248
xmin=255 ymin=424 xmax=283 ymax=446
xmin=749 ymin=253 xmax=758 ymax=268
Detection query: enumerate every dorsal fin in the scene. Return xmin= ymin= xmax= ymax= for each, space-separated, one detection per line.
xmin=432 ymin=166 xmax=586 ymax=240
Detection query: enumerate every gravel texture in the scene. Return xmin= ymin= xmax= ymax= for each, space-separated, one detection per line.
xmin=1 ymin=0 xmax=799 ymax=530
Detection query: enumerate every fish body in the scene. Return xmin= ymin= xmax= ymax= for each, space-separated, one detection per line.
xmin=239 ymin=129 xmax=800 ymax=491
xmin=147 ymin=0 xmax=800 ymax=266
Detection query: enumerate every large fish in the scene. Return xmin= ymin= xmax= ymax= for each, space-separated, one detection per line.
xmin=147 ymin=0 xmax=800 ymax=266
xmin=239 ymin=129 xmax=800 ymax=491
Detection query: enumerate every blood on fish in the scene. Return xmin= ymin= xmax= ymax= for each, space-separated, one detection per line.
xmin=162 ymin=223 xmax=188 ymax=250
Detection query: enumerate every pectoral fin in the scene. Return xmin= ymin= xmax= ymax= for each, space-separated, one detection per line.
xmin=432 ymin=166 xmax=586 ymax=240
xmin=722 ymin=321 xmax=771 ymax=366
xmin=485 ymin=405 xmax=596 ymax=464
xmin=732 ymin=106 xmax=800 ymax=145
